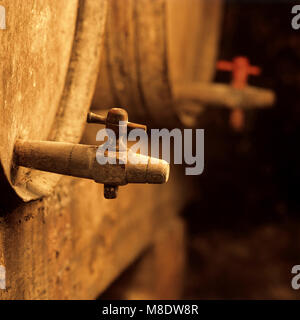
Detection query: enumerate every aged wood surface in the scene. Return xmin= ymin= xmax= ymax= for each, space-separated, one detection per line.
xmin=101 ymin=217 xmax=185 ymax=300
xmin=92 ymin=0 xmax=223 ymax=128
xmin=0 ymin=0 xmax=77 ymax=188
xmin=171 ymin=0 xmax=224 ymax=126
xmin=93 ymin=0 xmax=176 ymax=127
xmin=0 ymin=0 xmax=205 ymax=300
xmin=0 ymin=0 xmax=107 ymax=201
xmin=0 ymin=164 xmax=187 ymax=300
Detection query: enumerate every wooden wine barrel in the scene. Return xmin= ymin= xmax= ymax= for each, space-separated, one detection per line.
xmin=0 ymin=0 xmax=108 ymax=202
xmin=92 ymin=0 xmax=224 ymax=127
xmin=0 ymin=1 xmax=189 ymax=300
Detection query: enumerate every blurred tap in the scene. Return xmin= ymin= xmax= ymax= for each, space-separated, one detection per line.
xmin=175 ymin=56 xmax=275 ymax=129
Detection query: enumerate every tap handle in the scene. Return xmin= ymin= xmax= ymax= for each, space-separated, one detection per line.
xmin=87 ymin=109 xmax=147 ymax=133
xmin=87 ymin=108 xmax=147 ymax=200
xmin=87 ymin=112 xmax=106 ymax=125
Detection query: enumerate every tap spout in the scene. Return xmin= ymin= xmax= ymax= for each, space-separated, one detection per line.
xmin=14 ymin=140 xmax=169 ymax=186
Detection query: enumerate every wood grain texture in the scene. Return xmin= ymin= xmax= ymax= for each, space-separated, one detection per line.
xmin=92 ymin=0 xmax=180 ymax=127
xmin=0 ymin=0 xmax=78 ymax=185
xmin=101 ymin=216 xmax=185 ymax=300
xmin=0 ymin=0 xmax=108 ymax=201
xmin=0 ymin=163 xmax=187 ymax=300
xmin=170 ymin=0 xmax=224 ymax=126
xmin=92 ymin=0 xmax=224 ymax=128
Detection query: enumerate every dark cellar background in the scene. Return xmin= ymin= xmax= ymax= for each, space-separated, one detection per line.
xmin=183 ymin=0 xmax=300 ymax=299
